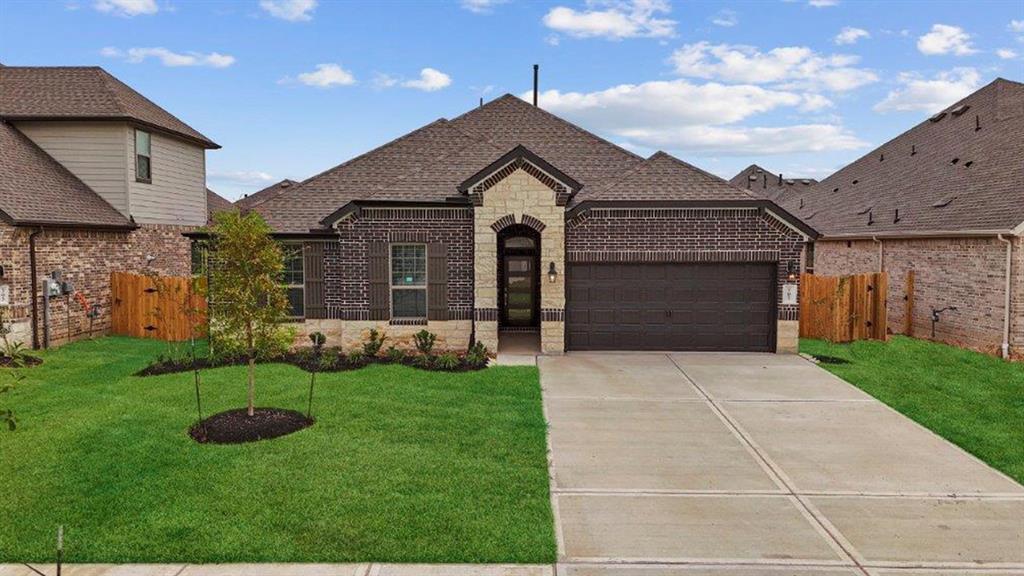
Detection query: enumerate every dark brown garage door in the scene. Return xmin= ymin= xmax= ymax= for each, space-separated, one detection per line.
xmin=566 ymin=262 xmax=776 ymax=352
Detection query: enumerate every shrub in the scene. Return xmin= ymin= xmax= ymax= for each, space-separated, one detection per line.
xmin=346 ymin=350 xmax=366 ymax=366
xmin=435 ymin=352 xmax=460 ymax=371
xmin=362 ymin=329 xmax=387 ymax=357
xmin=413 ymin=330 xmax=436 ymax=356
xmin=466 ymin=341 xmax=489 ymax=368
xmin=386 ymin=346 xmax=406 ymax=363
xmin=413 ymin=354 xmax=435 ymax=369
xmin=318 ymin=351 xmax=341 ymax=372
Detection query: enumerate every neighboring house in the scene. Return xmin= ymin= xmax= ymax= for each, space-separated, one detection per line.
xmin=0 ymin=65 xmax=219 ymax=348
xmin=729 ymin=165 xmax=817 ymax=205
xmin=236 ymin=94 xmax=815 ymax=355
xmin=235 ymin=179 xmax=297 ymax=214
xmin=736 ymin=78 xmax=1023 ymax=359
xmin=206 ymin=188 xmax=235 ymax=224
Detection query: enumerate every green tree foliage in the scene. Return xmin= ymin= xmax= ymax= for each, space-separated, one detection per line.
xmin=205 ymin=211 xmax=291 ymax=416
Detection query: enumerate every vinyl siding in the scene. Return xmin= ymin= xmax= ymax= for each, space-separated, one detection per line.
xmin=126 ymin=127 xmax=207 ymax=226
xmin=15 ymin=121 xmax=129 ymax=216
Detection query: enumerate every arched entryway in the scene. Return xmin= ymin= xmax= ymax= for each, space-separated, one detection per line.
xmin=497 ymin=224 xmax=541 ymax=330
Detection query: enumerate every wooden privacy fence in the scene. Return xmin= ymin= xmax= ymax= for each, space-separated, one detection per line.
xmin=799 ymin=272 xmax=888 ymax=342
xmin=111 ymin=272 xmax=206 ymax=341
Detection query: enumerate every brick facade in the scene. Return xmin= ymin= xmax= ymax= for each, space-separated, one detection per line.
xmin=0 ymin=222 xmax=193 ymax=348
xmin=814 ymin=236 xmax=1023 ymax=359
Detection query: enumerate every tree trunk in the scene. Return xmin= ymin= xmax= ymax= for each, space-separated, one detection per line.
xmin=246 ymin=321 xmax=255 ymax=417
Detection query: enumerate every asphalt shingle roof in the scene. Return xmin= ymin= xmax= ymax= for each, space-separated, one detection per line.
xmin=0 ymin=121 xmax=132 ymax=228
xmin=253 ymin=94 xmax=757 ymax=233
xmin=0 ymin=66 xmax=218 ymax=149
xmin=772 ymin=78 xmax=1024 ymax=236
xmin=206 ymin=188 xmax=234 ymax=225
xmin=235 ymin=179 xmax=298 ymax=213
xmin=728 ymin=164 xmax=817 ymax=204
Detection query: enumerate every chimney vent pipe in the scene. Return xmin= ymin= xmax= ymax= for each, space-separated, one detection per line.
xmin=533 ymin=64 xmax=539 ymax=107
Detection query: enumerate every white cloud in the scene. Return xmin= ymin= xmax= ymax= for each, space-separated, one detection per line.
xmin=93 ymin=0 xmax=157 ymax=16
xmin=545 ymin=34 xmax=561 ymax=46
xmin=460 ymin=0 xmax=507 ymax=13
xmin=917 ymin=24 xmax=977 ymax=56
xmin=209 ymin=170 xmax=276 ymax=186
xmin=834 ymin=27 xmax=869 ymax=45
xmin=542 ymin=0 xmax=675 ymax=40
xmin=808 ymin=0 xmax=838 ymax=7
xmin=402 ymin=68 xmax=452 ymax=91
xmin=874 ymin=68 xmax=980 ymax=113
xmin=291 ymin=64 xmax=356 ymax=87
xmin=670 ymin=42 xmax=878 ymax=92
xmin=101 ymin=46 xmax=235 ymax=68
xmin=710 ymin=9 xmax=737 ymax=27
xmin=997 ymin=48 xmax=1018 ymax=59
xmin=800 ymin=93 xmax=833 ymax=111
xmin=260 ymin=0 xmax=316 ymax=21
xmin=1010 ymin=20 xmax=1024 ymax=33
xmin=526 ymin=79 xmax=865 ymax=155
xmin=372 ymin=72 xmax=398 ymax=89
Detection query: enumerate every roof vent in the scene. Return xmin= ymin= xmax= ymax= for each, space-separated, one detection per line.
xmin=852 ymin=179 xmax=859 ymax=185
xmin=932 ymin=196 xmax=956 ymax=208
xmin=867 ymin=210 xmax=874 ymax=225
xmin=832 ymin=187 xmax=839 ymax=193
xmin=799 ymin=198 xmax=805 ymax=209
xmin=785 ymin=179 xmax=795 ymax=185
xmin=281 ymin=182 xmax=292 ymax=188
xmin=950 ymin=158 xmax=959 ymax=165
xmin=879 ymin=153 xmax=884 ymax=161
xmin=911 ymin=144 xmax=916 ymax=156
xmin=749 ymin=174 xmax=758 ymax=181
xmin=975 ymin=115 xmax=981 ymax=131
xmin=964 ymin=160 xmax=973 ymax=168
xmin=894 ymin=209 xmax=901 ymax=224
xmin=950 ymin=104 xmax=970 ymax=116
xmin=801 ymin=179 xmax=811 ymax=185
xmin=929 ymin=111 xmax=946 ymax=122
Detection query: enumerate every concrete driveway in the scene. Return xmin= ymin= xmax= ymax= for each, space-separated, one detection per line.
xmin=539 ymin=353 xmax=1024 ymax=575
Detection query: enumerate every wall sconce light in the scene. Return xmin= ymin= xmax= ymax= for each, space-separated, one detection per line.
xmin=786 ymin=261 xmax=798 ymax=281
xmin=548 ymin=262 xmax=558 ymax=283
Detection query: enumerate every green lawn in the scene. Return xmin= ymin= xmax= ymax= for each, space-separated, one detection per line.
xmin=801 ymin=336 xmax=1024 ymax=484
xmin=0 ymin=337 xmax=556 ymax=563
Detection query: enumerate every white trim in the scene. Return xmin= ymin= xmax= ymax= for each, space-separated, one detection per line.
xmin=765 ymin=208 xmax=812 ymax=241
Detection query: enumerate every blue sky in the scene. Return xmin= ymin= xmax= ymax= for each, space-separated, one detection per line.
xmin=2 ymin=0 xmax=1022 ymax=199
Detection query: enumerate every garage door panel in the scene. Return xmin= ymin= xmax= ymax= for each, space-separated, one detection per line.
xmin=567 ymin=262 xmax=775 ymax=352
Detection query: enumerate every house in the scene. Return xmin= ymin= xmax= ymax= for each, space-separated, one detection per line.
xmin=729 ymin=165 xmax=817 ymax=205
xmin=238 ymin=94 xmax=816 ymax=355
xmin=735 ymin=78 xmax=1023 ymax=359
xmin=235 ymin=179 xmax=298 ymax=214
xmin=206 ymin=188 xmax=235 ymax=224
xmin=0 ymin=65 xmax=219 ymax=348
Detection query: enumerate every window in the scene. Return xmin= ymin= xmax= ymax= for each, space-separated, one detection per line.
xmin=190 ymin=240 xmax=209 ymax=275
xmin=390 ymin=244 xmax=426 ymax=319
xmin=135 ymin=129 xmax=151 ymax=182
xmin=281 ymin=244 xmax=304 ymax=318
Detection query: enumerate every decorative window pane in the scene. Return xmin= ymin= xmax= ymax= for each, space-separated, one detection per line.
xmin=392 ymin=288 xmax=426 ymax=318
xmin=135 ymin=129 xmax=151 ymax=181
xmin=504 ymin=236 xmax=535 ymax=249
xmin=390 ymin=244 xmax=426 ymax=286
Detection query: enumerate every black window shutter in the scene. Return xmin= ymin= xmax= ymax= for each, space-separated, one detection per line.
xmin=303 ymin=242 xmax=325 ymax=319
xmin=368 ymin=242 xmax=390 ymax=320
xmin=427 ymin=242 xmax=448 ymax=321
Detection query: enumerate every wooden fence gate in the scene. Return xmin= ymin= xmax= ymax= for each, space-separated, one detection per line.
xmin=799 ymin=272 xmax=888 ymax=342
xmin=111 ymin=272 xmax=206 ymax=341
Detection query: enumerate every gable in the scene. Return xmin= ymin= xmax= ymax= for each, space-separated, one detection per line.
xmin=458 ymin=145 xmax=581 ymax=207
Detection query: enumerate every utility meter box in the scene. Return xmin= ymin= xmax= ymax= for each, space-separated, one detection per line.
xmin=782 ymin=283 xmax=798 ymax=305
xmin=0 ymin=284 xmax=9 ymax=307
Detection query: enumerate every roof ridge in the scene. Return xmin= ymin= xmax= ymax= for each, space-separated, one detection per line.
xmin=654 ymin=151 xmax=759 ymax=198
xmin=95 ymin=68 xmax=132 ymax=117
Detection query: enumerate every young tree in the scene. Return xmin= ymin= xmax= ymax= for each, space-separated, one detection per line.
xmin=206 ymin=211 xmax=290 ymax=417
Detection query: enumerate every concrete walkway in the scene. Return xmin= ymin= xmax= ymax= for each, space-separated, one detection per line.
xmin=539 ymin=352 xmax=1024 ymax=575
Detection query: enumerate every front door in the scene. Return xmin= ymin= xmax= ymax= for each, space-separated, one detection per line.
xmin=503 ymin=254 xmax=536 ymax=327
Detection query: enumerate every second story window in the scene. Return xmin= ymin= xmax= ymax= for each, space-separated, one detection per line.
xmin=135 ymin=129 xmax=152 ymax=183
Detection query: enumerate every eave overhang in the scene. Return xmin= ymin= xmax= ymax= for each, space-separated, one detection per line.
xmin=318 ymin=198 xmax=472 ymax=229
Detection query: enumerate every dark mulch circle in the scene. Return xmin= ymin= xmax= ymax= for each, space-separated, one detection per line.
xmin=189 ymin=408 xmax=314 ymax=444
xmin=815 ymin=355 xmax=851 ymax=365
xmin=0 ymin=355 xmax=43 ymax=368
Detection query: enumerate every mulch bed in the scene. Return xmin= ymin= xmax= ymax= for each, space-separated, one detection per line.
xmin=189 ymin=408 xmax=314 ymax=444
xmin=0 ymin=355 xmax=43 ymax=368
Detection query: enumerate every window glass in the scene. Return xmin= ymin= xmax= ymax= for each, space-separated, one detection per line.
xmin=392 ymin=289 xmax=426 ymax=318
xmin=390 ymin=244 xmax=426 ymax=286
xmin=280 ymin=244 xmax=304 ymax=317
xmin=135 ymin=129 xmax=151 ymax=181
xmin=390 ymin=244 xmax=427 ymax=318
xmin=504 ymin=236 xmax=535 ymax=249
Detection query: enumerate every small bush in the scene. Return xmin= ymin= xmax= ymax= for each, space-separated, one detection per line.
xmin=386 ymin=346 xmax=406 ymax=363
xmin=466 ymin=341 xmax=489 ymax=368
xmin=346 ymin=350 xmax=366 ymax=366
xmin=362 ymin=329 xmax=387 ymax=357
xmin=413 ymin=330 xmax=436 ymax=356
xmin=413 ymin=354 xmax=435 ymax=369
xmin=435 ymin=352 xmax=459 ymax=371
xmin=319 ymin=351 xmax=341 ymax=371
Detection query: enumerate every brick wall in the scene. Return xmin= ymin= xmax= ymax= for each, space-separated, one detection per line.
xmin=814 ymin=237 xmax=1022 ymax=358
xmin=0 ymin=223 xmax=193 ymax=348
xmin=566 ymin=208 xmax=807 ymax=322
xmin=324 ymin=208 xmax=474 ymax=319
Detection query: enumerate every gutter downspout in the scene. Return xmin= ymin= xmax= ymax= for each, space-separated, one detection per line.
xmin=28 ymin=227 xmax=42 ymax=350
xmin=872 ymin=236 xmax=883 ymax=272
xmin=997 ymin=234 xmax=1012 ymax=359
